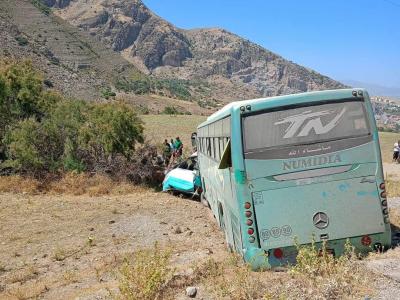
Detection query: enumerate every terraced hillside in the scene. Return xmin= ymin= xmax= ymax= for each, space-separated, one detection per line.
xmin=0 ymin=0 xmax=141 ymax=100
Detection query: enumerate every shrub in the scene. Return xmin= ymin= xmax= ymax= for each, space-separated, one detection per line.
xmin=80 ymin=102 xmax=144 ymax=160
xmin=162 ymin=106 xmax=181 ymax=115
xmin=118 ymin=244 xmax=174 ymax=300
xmin=3 ymin=118 xmax=53 ymax=174
xmin=101 ymin=87 xmax=116 ymax=100
xmin=15 ymin=36 xmax=29 ymax=46
xmin=289 ymin=239 xmax=369 ymax=299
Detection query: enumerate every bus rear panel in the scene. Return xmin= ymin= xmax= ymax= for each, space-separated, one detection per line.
xmin=197 ymin=89 xmax=391 ymax=269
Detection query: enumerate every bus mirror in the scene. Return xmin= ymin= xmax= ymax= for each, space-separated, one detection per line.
xmin=218 ymin=140 xmax=232 ymax=169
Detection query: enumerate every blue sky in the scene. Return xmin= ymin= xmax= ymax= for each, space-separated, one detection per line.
xmin=143 ymin=0 xmax=400 ymax=88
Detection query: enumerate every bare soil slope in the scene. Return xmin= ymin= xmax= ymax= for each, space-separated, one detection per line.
xmin=0 ymin=191 xmax=225 ymax=299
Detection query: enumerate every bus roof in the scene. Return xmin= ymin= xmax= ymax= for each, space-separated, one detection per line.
xmin=198 ymin=88 xmax=366 ymax=128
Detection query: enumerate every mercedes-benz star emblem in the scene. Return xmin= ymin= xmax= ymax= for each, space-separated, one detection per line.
xmin=313 ymin=212 xmax=329 ymax=229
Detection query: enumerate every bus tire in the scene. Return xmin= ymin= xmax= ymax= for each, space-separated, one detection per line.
xmin=201 ymin=193 xmax=210 ymax=208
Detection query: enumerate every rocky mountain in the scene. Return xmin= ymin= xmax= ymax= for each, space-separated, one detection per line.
xmin=0 ymin=0 xmax=143 ymax=100
xmin=49 ymin=0 xmax=346 ymax=102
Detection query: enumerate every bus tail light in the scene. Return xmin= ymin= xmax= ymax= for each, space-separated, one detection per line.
xmin=380 ymin=183 xmax=385 ymax=190
xmin=247 ymin=228 xmax=254 ymax=235
xmin=246 ymin=219 xmax=253 ymax=226
xmin=382 ymin=200 xmax=387 ymax=207
xmin=249 ymin=236 xmax=255 ymax=243
xmin=380 ymin=191 xmax=387 ymax=198
xmin=244 ymin=202 xmax=251 ymax=209
xmin=361 ymin=235 xmax=372 ymax=246
xmin=245 ymin=211 xmax=252 ymax=218
xmin=383 ymin=208 xmax=388 ymax=215
xmin=273 ymin=248 xmax=283 ymax=259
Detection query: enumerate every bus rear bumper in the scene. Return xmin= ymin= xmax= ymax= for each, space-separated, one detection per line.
xmin=244 ymin=232 xmax=392 ymax=271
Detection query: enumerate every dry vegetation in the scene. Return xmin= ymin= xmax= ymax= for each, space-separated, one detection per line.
xmin=0 ymin=173 xmax=142 ymax=196
xmin=379 ymin=131 xmax=400 ymax=163
xmin=142 ymin=114 xmax=206 ymax=155
xmin=115 ymin=242 xmax=373 ymax=300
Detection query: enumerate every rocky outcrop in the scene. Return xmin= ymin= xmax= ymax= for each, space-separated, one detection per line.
xmin=50 ymin=0 xmax=346 ymax=101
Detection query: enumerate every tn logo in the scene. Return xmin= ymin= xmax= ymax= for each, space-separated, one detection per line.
xmin=275 ymin=107 xmax=346 ymax=139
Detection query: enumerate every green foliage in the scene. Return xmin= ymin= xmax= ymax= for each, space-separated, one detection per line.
xmin=81 ymin=102 xmax=144 ymax=159
xmin=0 ymin=60 xmax=145 ymax=175
xmin=162 ymin=106 xmax=181 ymax=115
xmin=31 ymin=0 xmax=51 ymax=15
xmin=0 ymin=60 xmax=58 ymax=159
xmin=101 ymin=87 xmax=116 ymax=100
xmin=115 ymin=76 xmax=193 ymax=100
xmin=15 ymin=36 xmax=29 ymax=46
xmin=162 ymin=106 xmax=191 ymax=115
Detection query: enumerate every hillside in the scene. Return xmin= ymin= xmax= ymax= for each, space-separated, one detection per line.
xmin=0 ymin=0 xmax=148 ymax=100
xmin=50 ymin=0 xmax=346 ymax=103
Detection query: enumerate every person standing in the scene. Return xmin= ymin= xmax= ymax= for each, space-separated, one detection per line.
xmin=174 ymin=137 xmax=183 ymax=156
xmin=163 ymin=139 xmax=172 ymax=165
xmin=393 ymin=141 xmax=399 ymax=162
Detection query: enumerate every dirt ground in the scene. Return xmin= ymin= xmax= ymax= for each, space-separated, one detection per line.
xmin=0 ymin=191 xmax=226 ymax=299
xmin=1 ymin=161 xmax=400 ymax=299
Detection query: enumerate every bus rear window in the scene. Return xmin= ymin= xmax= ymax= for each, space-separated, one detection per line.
xmin=243 ymin=101 xmax=370 ymax=152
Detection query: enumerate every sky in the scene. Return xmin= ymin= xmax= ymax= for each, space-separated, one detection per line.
xmin=143 ymin=0 xmax=400 ymax=88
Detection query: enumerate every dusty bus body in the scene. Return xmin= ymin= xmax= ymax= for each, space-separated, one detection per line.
xmin=196 ymin=89 xmax=391 ymax=269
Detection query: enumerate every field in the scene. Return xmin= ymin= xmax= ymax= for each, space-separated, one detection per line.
xmin=142 ymin=115 xmax=206 ymax=149
xmin=2 ymin=115 xmax=400 ymax=299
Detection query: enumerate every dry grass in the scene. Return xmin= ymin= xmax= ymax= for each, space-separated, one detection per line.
xmin=288 ymin=240 xmax=372 ymax=299
xmin=386 ymin=177 xmax=400 ymax=197
xmin=0 ymin=173 xmax=143 ymax=196
xmin=379 ymin=131 xmax=400 ymax=163
xmin=142 ymin=114 xmax=206 ymax=155
xmin=0 ymin=175 xmax=43 ymax=194
xmin=49 ymin=173 xmax=141 ymax=196
xmin=389 ymin=207 xmax=400 ymax=228
xmin=118 ymin=244 xmax=174 ymax=300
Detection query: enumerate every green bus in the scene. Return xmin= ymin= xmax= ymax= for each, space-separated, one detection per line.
xmin=196 ymin=89 xmax=391 ymax=269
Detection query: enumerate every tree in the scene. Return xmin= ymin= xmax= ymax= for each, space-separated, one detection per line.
xmin=81 ymin=102 xmax=144 ymax=160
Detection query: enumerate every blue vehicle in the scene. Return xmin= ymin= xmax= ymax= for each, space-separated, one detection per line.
xmin=162 ymin=154 xmax=202 ymax=195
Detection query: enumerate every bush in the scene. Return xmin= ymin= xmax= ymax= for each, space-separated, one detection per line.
xmin=0 ymin=60 xmax=148 ymax=177
xmin=15 ymin=36 xmax=28 ymax=46
xmin=119 ymin=244 xmax=174 ymax=300
xmin=101 ymin=87 xmax=116 ymax=100
xmin=80 ymin=102 xmax=144 ymax=160
xmin=289 ymin=240 xmax=369 ymax=299
xmin=115 ymin=76 xmax=193 ymax=100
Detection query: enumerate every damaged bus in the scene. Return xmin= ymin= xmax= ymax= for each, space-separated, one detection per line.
xmin=196 ymin=89 xmax=391 ymax=269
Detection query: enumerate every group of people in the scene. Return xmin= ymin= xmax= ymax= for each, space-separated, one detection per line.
xmin=163 ymin=137 xmax=183 ymax=165
xmin=393 ymin=140 xmax=400 ymax=162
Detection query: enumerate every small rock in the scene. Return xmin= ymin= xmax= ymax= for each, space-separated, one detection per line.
xmin=109 ymin=220 xmax=115 ymax=224
xmin=112 ymin=233 xmax=116 ymax=238
xmin=186 ymin=286 xmax=197 ymax=298
xmin=173 ymin=226 xmax=183 ymax=234
xmin=205 ymin=248 xmax=213 ymax=255
xmin=89 ymin=227 xmax=95 ymax=231
xmin=184 ymin=230 xmax=193 ymax=237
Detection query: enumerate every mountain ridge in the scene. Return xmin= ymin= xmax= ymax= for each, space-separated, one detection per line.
xmin=49 ymin=0 xmax=346 ymax=102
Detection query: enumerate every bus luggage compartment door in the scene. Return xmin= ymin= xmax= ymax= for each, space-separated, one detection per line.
xmin=253 ymin=176 xmax=385 ymax=249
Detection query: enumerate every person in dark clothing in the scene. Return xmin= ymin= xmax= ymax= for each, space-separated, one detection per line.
xmin=163 ymin=139 xmax=172 ymax=165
